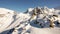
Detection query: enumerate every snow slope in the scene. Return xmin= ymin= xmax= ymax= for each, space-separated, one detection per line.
xmin=30 ymin=27 xmax=60 ymax=34
xmin=0 ymin=8 xmax=15 ymax=33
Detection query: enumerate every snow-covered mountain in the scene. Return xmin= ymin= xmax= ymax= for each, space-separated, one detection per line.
xmin=0 ymin=7 xmax=60 ymax=34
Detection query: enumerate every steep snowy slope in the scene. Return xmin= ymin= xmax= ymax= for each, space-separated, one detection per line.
xmin=0 ymin=8 xmax=16 ymax=33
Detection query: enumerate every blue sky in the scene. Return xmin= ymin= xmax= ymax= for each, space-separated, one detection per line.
xmin=0 ymin=0 xmax=60 ymax=12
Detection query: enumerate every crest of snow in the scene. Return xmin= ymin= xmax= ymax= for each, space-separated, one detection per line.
xmin=0 ymin=8 xmax=14 ymax=14
xmin=27 ymin=8 xmax=34 ymax=15
xmin=28 ymin=8 xmax=34 ymax=12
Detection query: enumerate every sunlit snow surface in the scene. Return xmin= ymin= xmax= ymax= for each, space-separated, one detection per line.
xmin=0 ymin=7 xmax=60 ymax=34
